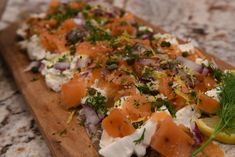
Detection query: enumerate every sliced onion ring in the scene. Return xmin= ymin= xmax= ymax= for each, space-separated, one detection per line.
xmin=176 ymin=56 xmax=203 ymax=73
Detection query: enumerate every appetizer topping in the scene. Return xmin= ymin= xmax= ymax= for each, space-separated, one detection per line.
xmin=18 ymin=1 xmax=235 ymax=157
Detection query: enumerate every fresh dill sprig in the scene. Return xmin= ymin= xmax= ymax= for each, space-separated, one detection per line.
xmin=133 ymin=128 xmax=146 ymax=144
xmin=193 ymin=73 xmax=235 ymax=156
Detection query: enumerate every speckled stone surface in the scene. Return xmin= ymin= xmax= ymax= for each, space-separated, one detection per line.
xmin=0 ymin=0 xmax=234 ymax=156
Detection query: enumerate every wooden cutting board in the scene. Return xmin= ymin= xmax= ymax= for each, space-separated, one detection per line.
xmin=0 ymin=19 xmax=233 ymax=157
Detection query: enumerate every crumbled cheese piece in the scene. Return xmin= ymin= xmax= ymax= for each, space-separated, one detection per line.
xmin=154 ymin=33 xmax=178 ymax=45
xmin=155 ymin=93 xmax=167 ymax=100
xmin=45 ymin=74 xmax=69 ymax=92
xmin=26 ymin=35 xmax=47 ymax=60
xmin=99 ymin=119 xmax=157 ymax=157
xmin=30 ymin=13 xmax=46 ymax=19
xmin=205 ymin=88 xmax=220 ymax=101
xmin=16 ymin=23 xmax=29 ymax=38
xmin=195 ymin=58 xmax=209 ymax=67
xmin=138 ymin=26 xmax=153 ymax=32
xmin=174 ymin=105 xmax=201 ymax=129
xmin=178 ymin=42 xmax=195 ymax=53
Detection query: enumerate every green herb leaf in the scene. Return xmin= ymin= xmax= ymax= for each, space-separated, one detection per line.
xmin=133 ymin=128 xmax=146 ymax=144
xmin=86 ymin=88 xmax=107 ymax=115
xmin=85 ymin=21 xmax=112 ymax=43
xmin=136 ymin=83 xmax=158 ymax=96
xmin=152 ymin=99 xmax=176 ymax=117
xmin=208 ymin=64 xmax=224 ymax=82
xmin=58 ymin=55 xmax=66 ymax=62
xmin=160 ymin=41 xmax=171 ymax=47
xmin=31 ymin=67 xmax=39 ymax=73
xmin=49 ymin=6 xmax=81 ymax=24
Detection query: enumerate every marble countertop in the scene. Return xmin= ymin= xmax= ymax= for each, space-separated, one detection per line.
xmin=0 ymin=0 xmax=234 ymax=156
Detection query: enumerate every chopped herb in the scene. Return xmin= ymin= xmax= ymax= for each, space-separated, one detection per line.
xmin=136 ymin=83 xmax=158 ymax=95
xmin=94 ymin=62 xmax=103 ymax=69
xmin=133 ymin=128 xmax=146 ymax=144
xmin=160 ymin=41 xmax=171 ymax=47
xmin=69 ymin=44 xmax=76 ymax=55
xmin=182 ymin=51 xmax=189 ymax=57
xmin=85 ymin=21 xmax=112 ymax=43
xmin=58 ymin=55 xmax=66 ymax=62
xmin=123 ymin=45 xmax=139 ymax=65
xmin=106 ymin=57 xmax=119 ymax=71
xmin=144 ymin=50 xmax=154 ymax=57
xmin=48 ymin=6 xmax=81 ymax=24
xmin=152 ymin=99 xmax=176 ymax=117
xmin=30 ymin=77 xmax=38 ymax=82
xmin=86 ymin=88 xmax=107 ymax=115
xmin=208 ymin=64 xmax=224 ymax=82
xmin=132 ymin=119 xmax=145 ymax=129
xmin=190 ymin=91 xmax=200 ymax=104
xmin=142 ymin=67 xmax=154 ymax=80
xmin=160 ymin=60 xmax=178 ymax=70
xmin=31 ymin=67 xmax=39 ymax=73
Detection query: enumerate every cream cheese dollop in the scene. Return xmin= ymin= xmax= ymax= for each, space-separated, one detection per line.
xmin=99 ymin=119 xmax=157 ymax=157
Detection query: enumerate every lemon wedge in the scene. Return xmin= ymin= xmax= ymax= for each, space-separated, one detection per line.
xmin=196 ymin=116 xmax=235 ymax=144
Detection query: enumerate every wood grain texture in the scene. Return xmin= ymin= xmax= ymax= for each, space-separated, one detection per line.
xmin=0 ymin=17 xmax=233 ymax=157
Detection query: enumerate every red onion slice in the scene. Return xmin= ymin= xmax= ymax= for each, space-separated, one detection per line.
xmin=79 ymin=105 xmax=103 ymax=134
xmin=54 ymin=62 xmax=70 ymax=71
xmin=201 ymin=67 xmax=210 ymax=76
xmin=176 ymin=56 xmax=203 ymax=73
xmin=24 ymin=61 xmax=40 ymax=72
xmin=192 ymin=123 xmax=203 ymax=145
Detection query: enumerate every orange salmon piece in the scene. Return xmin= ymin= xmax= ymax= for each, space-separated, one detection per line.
xmin=202 ymin=142 xmax=224 ymax=157
xmin=150 ymin=116 xmax=194 ymax=157
xmin=197 ymin=94 xmax=220 ymax=114
xmin=102 ymin=109 xmax=135 ymax=138
xmin=76 ymin=42 xmax=111 ymax=58
xmin=122 ymin=94 xmax=152 ymax=121
xmin=61 ymin=77 xmax=88 ymax=109
xmin=159 ymin=77 xmax=174 ymax=100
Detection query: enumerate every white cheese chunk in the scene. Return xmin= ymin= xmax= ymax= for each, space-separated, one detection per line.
xmin=16 ymin=23 xmax=29 ymax=38
xmin=99 ymin=120 xmax=157 ymax=157
xmin=153 ymin=33 xmax=178 ymax=45
xmin=195 ymin=58 xmax=209 ymax=66
xmin=45 ymin=74 xmax=68 ymax=92
xmin=138 ymin=26 xmax=153 ymax=32
xmin=26 ymin=35 xmax=47 ymax=60
xmin=205 ymin=88 xmax=220 ymax=101
xmin=44 ymin=68 xmax=73 ymax=92
xmin=174 ymin=105 xmax=200 ymax=129
xmin=30 ymin=13 xmax=46 ymax=19
xmin=178 ymin=42 xmax=195 ymax=53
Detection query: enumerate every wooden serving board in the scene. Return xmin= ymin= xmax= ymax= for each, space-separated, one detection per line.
xmin=0 ymin=19 xmax=233 ymax=157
